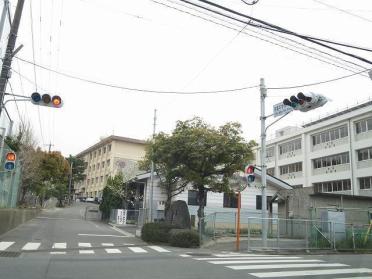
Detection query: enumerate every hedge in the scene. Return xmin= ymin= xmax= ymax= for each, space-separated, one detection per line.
xmin=169 ymin=229 xmax=200 ymax=248
xmin=141 ymin=223 xmax=176 ymax=243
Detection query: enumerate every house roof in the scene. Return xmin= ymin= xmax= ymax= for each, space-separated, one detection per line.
xmin=76 ymin=135 xmax=147 ymax=157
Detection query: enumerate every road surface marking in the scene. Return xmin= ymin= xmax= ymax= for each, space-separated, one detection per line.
xmin=179 ymin=254 xmax=191 ymax=257
xmin=52 ymin=243 xmax=66 ymax=249
xmin=36 ymin=217 xmax=82 ymax=221
xmin=249 ymin=268 xmax=372 ymax=278
xmin=128 ymin=247 xmax=147 ymax=253
xmin=0 ymin=241 xmax=15 ymax=251
xmin=79 ymin=250 xmax=95 ymax=254
xmin=78 ymin=242 xmax=92 ymax=247
xmin=78 ymin=233 xmax=126 ymax=238
xmin=336 ymin=277 xmax=372 ymax=279
xmin=214 ymin=253 xmax=277 ymax=257
xmin=105 ymin=248 xmax=122 ymax=254
xmin=123 ymin=243 xmax=135 ymax=246
xmin=101 ymin=243 xmax=114 ymax=246
xmin=110 ymin=226 xmax=135 ymax=237
xmin=210 ymin=259 xmax=323 ymax=265
xmin=22 ymin=242 xmax=41 ymax=250
xmin=194 ymin=256 xmax=301 ymax=261
xmin=227 ymin=263 xmax=347 ymax=270
xmin=147 ymin=246 xmax=170 ymax=252
xmin=50 ymin=252 xmax=66 ymax=255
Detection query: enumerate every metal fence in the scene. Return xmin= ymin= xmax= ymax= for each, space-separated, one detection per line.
xmin=200 ymin=213 xmax=372 ymax=252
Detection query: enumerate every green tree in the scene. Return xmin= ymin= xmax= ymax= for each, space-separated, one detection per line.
xmin=168 ymin=117 xmax=255 ymax=228
xmin=100 ymin=175 xmax=124 ymax=220
xmin=139 ymin=133 xmax=188 ymax=219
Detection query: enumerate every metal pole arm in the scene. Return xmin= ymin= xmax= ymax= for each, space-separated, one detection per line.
xmin=265 ymin=111 xmax=292 ymax=133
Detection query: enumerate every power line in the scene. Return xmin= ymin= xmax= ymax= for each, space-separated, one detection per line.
xmin=15 ymin=57 xmax=259 ymax=94
xmin=8 ymin=81 xmax=24 ymax=127
xmin=267 ymin=68 xmax=371 ymax=90
xmin=154 ymin=0 xmax=368 ymax=75
xmin=313 ymin=0 xmax=372 ymax=24
xmin=177 ymin=0 xmax=372 ymax=64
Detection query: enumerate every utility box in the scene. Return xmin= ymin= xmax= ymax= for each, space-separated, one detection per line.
xmin=321 ymin=210 xmax=346 ymax=241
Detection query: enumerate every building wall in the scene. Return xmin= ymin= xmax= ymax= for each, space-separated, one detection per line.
xmin=75 ymin=137 xmax=146 ymax=198
xmin=256 ymin=102 xmax=372 ymax=197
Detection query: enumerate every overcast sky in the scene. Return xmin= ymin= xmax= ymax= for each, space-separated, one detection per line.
xmin=2 ymin=0 xmax=372 ymax=156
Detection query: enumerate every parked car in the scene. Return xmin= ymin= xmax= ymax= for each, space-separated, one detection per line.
xmin=79 ymin=197 xmax=86 ymax=202
xmin=86 ymin=197 xmax=94 ymax=202
xmin=94 ymin=197 xmax=102 ymax=204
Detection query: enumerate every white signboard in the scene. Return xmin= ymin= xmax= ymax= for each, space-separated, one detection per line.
xmin=273 ymin=102 xmax=293 ymax=117
xmin=116 ymin=209 xmax=127 ymax=225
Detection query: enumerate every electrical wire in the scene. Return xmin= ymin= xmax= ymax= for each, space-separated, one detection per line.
xmin=8 ymin=81 xmax=24 ymax=127
xmin=313 ymin=0 xmax=372 ymax=24
xmin=241 ymin=0 xmax=259 ymax=6
xmin=267 ymin=68 xmax=371 ymax=90
xmin=154 ymin=0 xmax=368 ymax=76
xmin=15 ymin=57 xmax=259 ymax=94
xmin=178 ymin=0 xmax=372 ymax=64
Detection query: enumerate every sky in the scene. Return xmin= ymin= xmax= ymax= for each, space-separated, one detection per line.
xmin=1 ymin=0 xmax=372 ymax=156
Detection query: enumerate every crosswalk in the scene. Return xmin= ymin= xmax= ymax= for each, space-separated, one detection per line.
xmin=0 ymin=241 xmax=171 ymax=256
xmin=189 ymin=252 xmax=372 ymax=278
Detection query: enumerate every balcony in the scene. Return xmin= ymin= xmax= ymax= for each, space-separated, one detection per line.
xmin=311 ymin=137 xmax=348 ymax=152
xmin=278 ymin=149 xmax=302 ymax=160
xmin=357 ymin=159 xmax=372 ymax=169
xmin=312 ymin=164 xmax=350 ymax=176
xmin=279 ymin=171 xmax=303 ymax=180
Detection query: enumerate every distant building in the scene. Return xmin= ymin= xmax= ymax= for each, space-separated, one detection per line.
xmin=255 ymin=99 xmax=372 ymax=197
xmin=75 ymin=135 xmax=146 ymax=198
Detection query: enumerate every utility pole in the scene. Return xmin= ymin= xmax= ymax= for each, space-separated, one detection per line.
xmin=260 ymin=78 xmax=268 ymax=248
xmin=0 ymin=0 xmax=25 ymax=117
xmin=149 ymin=109 xmax=157 ymax=222
xmin=68 ymin=160 xmax=73 ymax=205
xmin=45 ymin=142 xmax=54 ymax=153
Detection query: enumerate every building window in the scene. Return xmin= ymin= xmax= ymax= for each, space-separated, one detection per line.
xmin=355 ymin=117 xmax=372 ymax=134
xmin=97 ymin=163 xmax=100 ymax=169
xmin=94 ymin=151 xmax=96 ymax=158
xmin=107 ymin=159 xmax=110 ymax=167
xmin=100 ymin=176 xmax=103 ymax=183
xmin=89 ymin=153 xmax=92 ymax=159
xmin=312 ymin=125 xmax=348 ymax=146
xmin=279 ymin=162 xmax=302 ymax=175
xmin=187 ymin=190 xmax=206 ymax=206
xmin=314 ymin=179 xmax=351 ymax=193
xmin=223 ymin=193 xmax=238 ymax=208
xmin=103 ymin=147 xmax=106 ymax=154
xmin=313 ymin=152 xmax=350 ymax=169
xmin=359 ymin=177 xmax=372 ymax=190
xmin=102 ymin=161 xmax=105 ymax=168
xmin=98 ymin=149 xmax=101 ymax=156
xmin=87 ymin=179 xmax=90 ymax=185
xmin=93 ymin=164 xmax=95 ymax=171
xmin=267 ymin=168 xmax=275 ymax=176
xmin=357 ymin=147 xmax=372 ymax=161
xmin=256 ymin=195 xmax=272 ymax=210
xmin=108 ymin=144 xmax=112 ymax=152
xmin=266 ymin=147 xmax=275 ymax=158
xmin=96 ymin=177 xmax=98 ymax=183
xmin=279 ymin=138 xmax=301 ymax=155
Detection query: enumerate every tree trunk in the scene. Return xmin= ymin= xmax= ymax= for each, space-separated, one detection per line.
xmin=164 ymin=196 xmax=172 ymax=221
xmin=197 ymin=187 xmax=206 ymax=232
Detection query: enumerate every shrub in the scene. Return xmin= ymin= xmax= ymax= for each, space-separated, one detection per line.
xmin=141 ymin=222 xmax=176 ymax=243
xmin=169 ymin=229 xmax=200 ymax=248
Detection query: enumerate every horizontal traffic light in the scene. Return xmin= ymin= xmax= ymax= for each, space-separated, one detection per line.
xmin=283 ymin=92 xmax=327 ymax=112
xmin=4 ymin=151 xmax=16 ymax=171
xmin=31 ymin=92 xmax=63 ymax=108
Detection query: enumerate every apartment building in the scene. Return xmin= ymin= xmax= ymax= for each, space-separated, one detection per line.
xmin=75 ymin=135 xmax=146 ymax=198
xmin=255 ymin=99 xmax=372 ymax=197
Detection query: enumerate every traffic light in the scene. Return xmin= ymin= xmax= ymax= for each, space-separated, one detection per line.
xmin=245 ymin=165 xmax=255 ymax=184
xmin=4 ymin=151 xmax=16 ymax=171
xmin=283 ymin=92 xmax=327 ymax=112
xmin=31 ymin=92 xmax=63 ymax=108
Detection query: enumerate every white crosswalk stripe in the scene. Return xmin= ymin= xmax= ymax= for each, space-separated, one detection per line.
xmin=147 ymin=246 xmax=170 ymax=253
xmin=50 ymin=252 xmax=66 ymax=255
xmin=190 ymin=253 xmax=372 ymax=278
xmin=105 ymin=248 xmax=122 ymax=254
xmin=22 ymin=242 xmax=41 ymax=250
xmin=0 ymin=241 xmax=15 ymax=251
xmin=250 ymin=268 xmax=372 ymax=278
xmin=78 ymin=242 xmax=92 ymax=247
xmin=52 ymin=243 xmax=66 ymax=249
xmin=79 ymin=250 xmax=95 ymax=254
xmin=128 ymin=247 xmax=148 ymax=253
xmin=101 ymin=243 xmax=114 ymax=246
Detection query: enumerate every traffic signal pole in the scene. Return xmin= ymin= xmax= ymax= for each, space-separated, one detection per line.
xmin=0 ymin=0 xmax=25 ymax=117
xmin=259 ymin=78 xmax=268 ymax=248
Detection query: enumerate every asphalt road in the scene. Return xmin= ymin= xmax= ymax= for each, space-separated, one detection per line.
xmin=1 ymin=203 xmax=372 ymax=279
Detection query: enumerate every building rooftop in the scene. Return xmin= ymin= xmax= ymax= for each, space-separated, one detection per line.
xmin=76 ymin=135 xmax=146 ymax=157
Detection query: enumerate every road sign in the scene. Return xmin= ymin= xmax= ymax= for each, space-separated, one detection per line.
xmin=273 ymin=102 xmax=293 ymax=117
xmin=116 ymin=209 xmax=127 ymax=225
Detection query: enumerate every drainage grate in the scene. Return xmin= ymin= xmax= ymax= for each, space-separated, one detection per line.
xmin=0 ymin=251 xmax=21 ymax=258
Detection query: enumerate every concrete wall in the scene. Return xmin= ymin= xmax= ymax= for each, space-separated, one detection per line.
xmin=277 ymin=187 xmax=372 ymax=224
xmin=0 ymin=208 xmax=40 ymax=236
